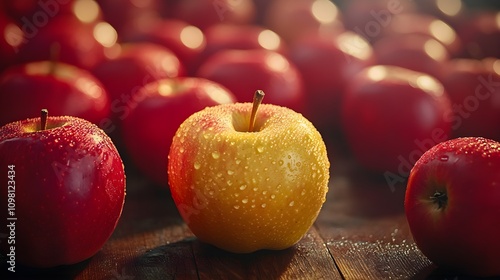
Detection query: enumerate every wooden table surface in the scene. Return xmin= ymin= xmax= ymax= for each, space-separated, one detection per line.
xmin=1 ymin=138 xmax=493 ymax=280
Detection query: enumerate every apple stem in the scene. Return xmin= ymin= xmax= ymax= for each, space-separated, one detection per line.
xmin=430 ymin=191 xmax=447 ymax=209
xmin=41 ymin=109 xmax=48 ymax=131
xmin=249 ymin=90 xmax=265 ymax=132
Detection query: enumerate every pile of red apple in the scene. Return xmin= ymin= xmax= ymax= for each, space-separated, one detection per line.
xmin=0 ymin=0 xmax=500 ymax=276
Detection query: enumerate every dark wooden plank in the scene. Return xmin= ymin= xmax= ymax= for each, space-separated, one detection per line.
xmin=193 ymin=225 xmax=342 ymax=280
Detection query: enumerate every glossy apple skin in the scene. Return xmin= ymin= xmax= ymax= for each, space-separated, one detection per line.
xmin=168 ymin=103 xmax=329 ymax=253
xmin=0 ymin=116 xmax=126 ymax=268
xmin=341 ymin=65 xmax=453 ymax=173
xmin=0 ymin=61 xmax=110 ymax=127
xmin=193 ymin=23 xmax=287 ymax=72
xmin=123 ymin=19 xmax=206 ymax=75
xmin=196 ymin=49 xmax=305 ymax=113
xmin=288 ymin=31 xmax=375 ymax=132
xmin=121 ymin=77 xmax=236 ymax=185
xmin=91 ymin=42 xmax=184 ymax=124
xmin=373 ymin=34 xmax=450 ymax=81
xmin=440 ymin=58 xmax=500 ymax=141
xmin=172 ymin=0 xmax=256 ymax=30
xmin=405 ymin=137 xmax=500 ymax=277
xmin=14 ymin=15 xmax=110 ymax=71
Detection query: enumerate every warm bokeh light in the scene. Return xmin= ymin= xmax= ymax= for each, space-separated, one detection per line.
xmin=414 ymin=75 xmax=443 ymax=96
xmin=336 ymin=32 xmax=373 ymax=61
xmin=73 ymin=0 xmax=101 ymax=23
xmin=93 ymin=22 xmax=118 ymax=48
xmin=492 ymin=59 xmax=500 ymax=75
xmin=205 ymin=84 xmax=236 ymax=104
xmin=366 ymin=66 xmax=388 ymax=82
xmin=160 ymin=56 xmax=181 ymax=77
xmin=4 ymin=23 xmax=24 ymax=48
xmin=180 ymin=25 xmax=205 ymax=50
xmin=265 ymin=52 xmax=289 ymax=72
xmin=429 ymin=20 xmax=457 ymax=46
xmin=423 ymin=39 xmax=447 ymax=61
xmin=436 ymin=0 xmax=463 ymax=17
xmin=158 ymin=81 xmax=174 ymax=97
xmin=257 ymin=30 xmax=281 ymax=51
xmin=311 ymin=0 xmax=338 ymax=24
xmin=76 ymin=78 xmax=104 ymax=99
xmin=103 ymin=44 xmax=122 ymax=60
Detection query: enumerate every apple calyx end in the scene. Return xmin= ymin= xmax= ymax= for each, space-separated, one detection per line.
xmin=40 ymin=109 xmax=48 ymax=131
xmin=249 ymin=90 xmax=265 ymax=132
xmin=430 ymin=191 xmax=447 ymax=210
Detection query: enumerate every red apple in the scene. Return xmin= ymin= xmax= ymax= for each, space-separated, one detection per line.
xmin=377 ymin=13 xmax=462 ymax=56
xmin=0 ymin=111 xmax=126 ymax=268
xmin=167 ymin=91 xmax=330 ymax=253
xmin=455 ymin=11 xmax=500 ymax=59
xmin=15 ymin=15 xmax=117 ymax=70
xmin=122 ymin=19 xmax=206 ymax=75
xmin=288 ymin=31 xmax=375 ymax=132
xmin=171 ymin=0 xmax=256 ymax=30
xmin=405 ymin=137 xmax=500 ymax=277
xmin=440 ymin=58 xmax=500 ymax=141
xmin=0 ymin=61 xmax=110 ymax=128
xmin=121 ymin=77 xmax=236 ymax=185
xmin=341 ymin=65 xmax=453 ymax=176
xmin=196 ymin=49 xmax=305 ymax=113
xmin=263 ymin=0 xmax=344 ymax=43
xmin=91 ymin=42 xmax=184 ymax=128
xmin=373 ymin=34 xmax=450 ymax=81
xmin=192 ymin=23 xmax=287 ymax=73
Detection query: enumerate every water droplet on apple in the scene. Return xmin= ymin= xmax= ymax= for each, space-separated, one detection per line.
xmin=227 ymin=180 xmax=233 ymax=186
xmin=270 ymin=194 xmax=276 ymax=199
xmin=440 ymin=155 xmax=449 ymax=161
xmin=261 ymin=203 xmax=267 ymax=208
xmin=180 ymin=147 xmax=185 ymax=153
xmin=253 ymin=187 xmax=258 ymax=191
xmin=234 ymin=205 xmax=240 ymax=209
xmin=289 ymin=201 xmax=295 ymax=207
xmin=212 ymin=151 xmax=220 ymax=159
xmin=257 ymin=146 xmax=264 ymax=153
xmin=262 ymin=190 xmax=268 ymax=195
xmin=227 ymin=170 xmax=234 ymax=175
xmin=208 ymin=190 xmax=215 ymax=196
xmin=278 ymin=160 xmax=284 ymax=166
xmin=193 ymin=162 xmax=201 ymax=169
xmin=239 ymin=185 xmax=247 ymax=190
xmin=242 ymin=198 xmax=248 ymax=204
xmin=235 ymin=159 xmax=241 ymax=165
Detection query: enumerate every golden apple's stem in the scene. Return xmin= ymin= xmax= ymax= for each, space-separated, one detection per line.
xmin=249 ymin=90 xmax=265 ymax=132
xmin=41 ymin=109 xmax=48 ymax=131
